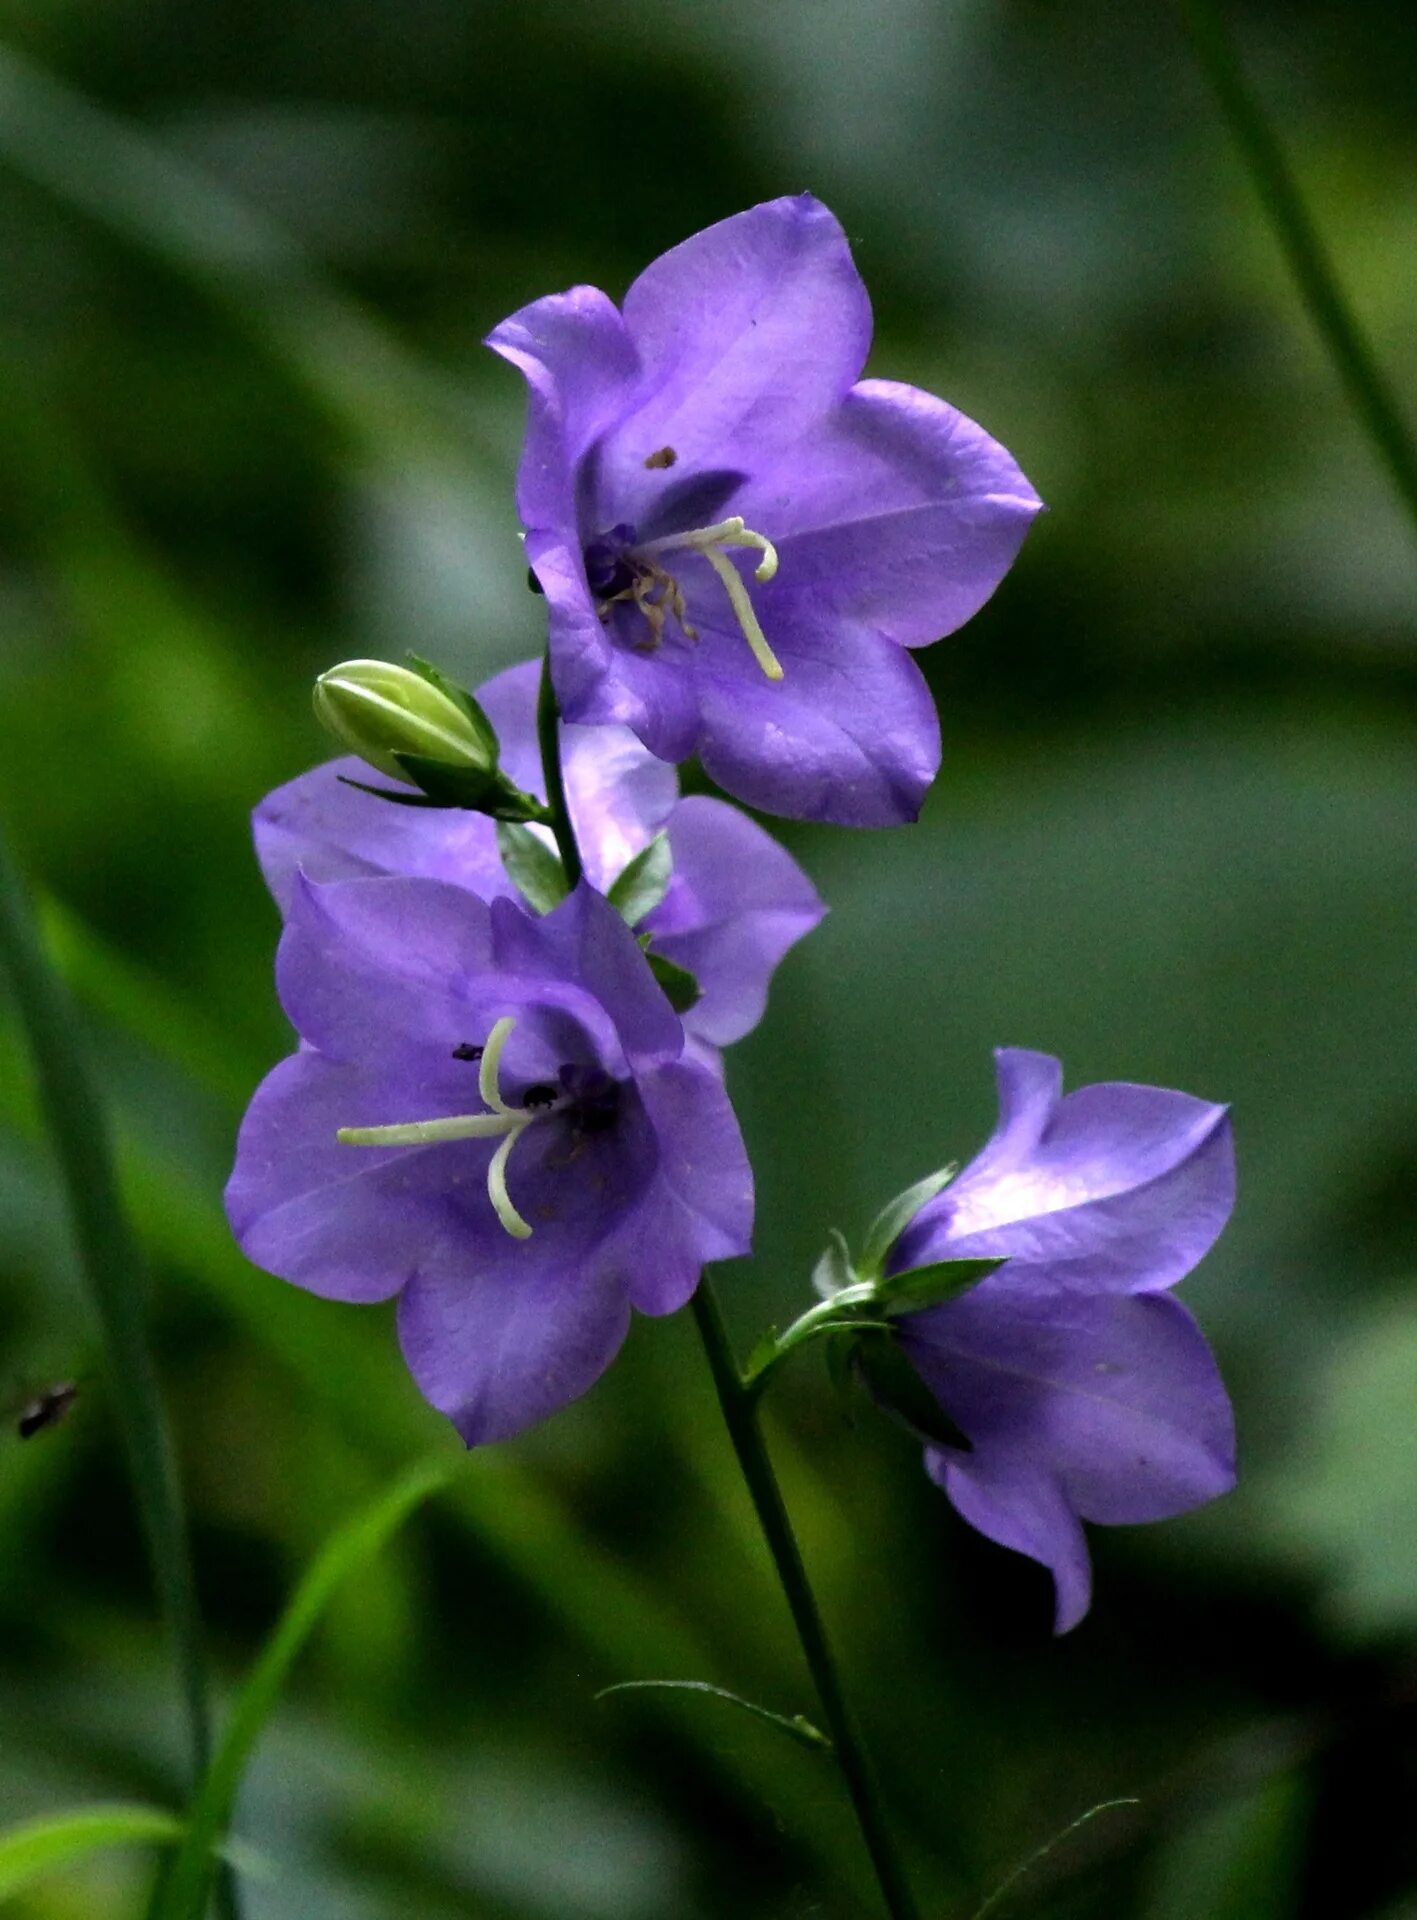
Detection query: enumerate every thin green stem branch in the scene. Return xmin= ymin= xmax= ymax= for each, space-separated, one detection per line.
xmin=536 ymin=657 xmax=583 ymax=886
xmin=1177 ymin=0 xmax=1417 ymax=538
xmin=691 ymin=1282 xmax=922 ymax=1920
xmin=0 ymin=822 xmax=236 ymax=1920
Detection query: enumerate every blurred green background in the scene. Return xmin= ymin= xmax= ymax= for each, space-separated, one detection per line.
xmin=1 ymin=1 xmax=1415 ymax=1915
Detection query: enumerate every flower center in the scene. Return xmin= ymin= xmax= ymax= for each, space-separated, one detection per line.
xmin=335 ymin=1015 xmax=609 ymax=1241
xmin=591 ymin=515 xmax=784 ymax=682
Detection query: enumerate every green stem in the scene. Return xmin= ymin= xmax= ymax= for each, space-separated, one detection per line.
xmin=536 ymin=656 xmax=583 ymax=886
xmin=0 ymin=822 xmax=236 ymax=1920
xmin=691 ymin=1282 xmax=922 ymax=1920
xmin=1178 ymin=0 xmax=1417 ymax=538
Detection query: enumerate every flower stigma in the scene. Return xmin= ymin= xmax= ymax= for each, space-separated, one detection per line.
xmin=335 ymin=1015 xmax=551 ymax=1240
xmin=597 ymin=515 xmax=785 ymax=682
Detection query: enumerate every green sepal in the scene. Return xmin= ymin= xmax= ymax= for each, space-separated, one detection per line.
xmin=336 ymin=775 xmax=450 ymax=810
xmin=858 ymin=1162 xmax=958 ymax=1278
xmin=390 ymin=752 xmax=507 ymax=811
xmin=646 ymin=950 xmax=701 ymax=1014
xmin=852 ymin=1330 xmax=972 ymax=1453
xmin=404 ymin=653 xmax=500 ymax=767
xmin=495 ymin=822 xmax=570 ymax=914
xmin=811 ymin=1227 xmax=855 ymax=1300
xmin=608 ymin=833 xmax=673 ymax=927
xmin=876 ymin=1257 xmax=1003 ymax=1315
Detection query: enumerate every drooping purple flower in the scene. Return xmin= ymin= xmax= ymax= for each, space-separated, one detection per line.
xmin=888 ymin=1049 xmax=1236 ymax=1631
xmin=225 ymin=877 xmax=753 ymax=1444
xmin=254 ymin=659 xmax=824 ymax=1059
xmin=487 ymin=194 xmax=1041 ymax=827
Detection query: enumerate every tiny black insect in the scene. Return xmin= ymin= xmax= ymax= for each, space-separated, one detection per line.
xmin=17 ymin=1381 xmax=79 ymax=1441
xmin=451 ymin=1043 xmax=484 ymax=1062
xmin=522 ymin=1083 xmax=559 ymax=1111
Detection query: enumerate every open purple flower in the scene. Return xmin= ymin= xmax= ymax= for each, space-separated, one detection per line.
xmin=487 ymin=195 xmax=1041 ymax=826
xmin=888 ymin=1049 xmax=1236 ymax=1631
xmin=225 ymin=877 xmax=753 ymax=1443
xmin=254 ymin=659 xmax=824 ymax=1059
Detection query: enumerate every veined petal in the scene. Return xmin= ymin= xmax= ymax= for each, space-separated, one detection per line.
xmin=615 ymin=1057 xmax=755 ymax=1314
xmin=254 ymin=759 xmax=511 ymax=916
xmin=739 ymin=378 xmax=1041 ymax=648
xmin=587 ymin=195 xmax=872 ymax=528
xmin=907 ymin=1289 xmax=1236 ymax=1629
xmin=645 ymin=796 xmax=825 ymax=1045
xmin=693 ymin=613 xmax=941 ymax=826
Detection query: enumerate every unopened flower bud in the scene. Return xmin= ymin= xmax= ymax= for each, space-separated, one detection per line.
xmin=314 ymin=659 xmax=494 ymax=783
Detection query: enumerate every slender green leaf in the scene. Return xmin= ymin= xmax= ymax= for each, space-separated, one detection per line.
xmin=852 ymin=1332 xmax=972 ymax=1453
xmin=0 ymin=825 xmax=214 ymax=1783
xmin=495 ymin=821 xmax=570 ymax=913
xmin=858 ymin=1165 xmax=958 ymax=1278
xmin=975 ymin=1798 xmax=1139 ymax=1920
xmin=152 ymin=1456 xmax=454 ymax=1920
xmin=607 ymin=834 xmax=672 ymax=927
xmin=647 ymin=951 xmax=701 ymax=1014
xmin=596 ymin=1679 xmax=833 ymax=1754
xmin=0 ymin=1805 xmax=183 ymax=1901
xmin=876 ymin=1258 xmax=1003 ymax=1315
xmin=811 ymin=1227 xmax=856 ymax=1300
xmin=391 ymin=754 xmax=505 ymax=811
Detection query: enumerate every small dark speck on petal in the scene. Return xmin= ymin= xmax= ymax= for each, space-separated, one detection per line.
xmin=644 ymin=445 xmax=678 ymax=470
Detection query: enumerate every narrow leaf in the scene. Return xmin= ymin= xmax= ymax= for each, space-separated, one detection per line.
xmin=607 ymin=834 xmax=673 ymax=927
xmin=404 ymin=653 xmax=499 ymax=765
xmin=391 ymin=753 xmax=504 ymax=811
xmin=647 ymin=951 xmax=701 ymax=1014
xmin=858 ymin=1163 xmax=958 ymax=1277
xmin=595 ymin=1680 xmax=833 ymax=1755
xmin=0 ymin=1805 xmax=184 ymax=1901
xmin=853 ymin=1332 xmax=972 ymax=1453
xmin=151 ymin=1456 xmax=454 ymax=1920
xmin=495 ymin=822 xmax=569 ymax=913
xmin=336 ymin=774 xmax=444 ymax=808
xmin=811 ymin=1227 xmax=856 ymax=1300
xmin=0 ymin=827 xmax=215 ymax=1782
xmin=877 ymin=1257 xmax=1003 ymax=1314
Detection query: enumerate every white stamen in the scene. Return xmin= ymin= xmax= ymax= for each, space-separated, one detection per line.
xmin=336 ymin=1013 xmax=542 ymax=1239
xmin=631 ymin=516 xmax=784 ymax=681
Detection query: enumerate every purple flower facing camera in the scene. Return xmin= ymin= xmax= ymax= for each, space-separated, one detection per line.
xmin=890 ymin=1050 xmax=1236 ymax=1631
xmin=488 ymin=194 xmax=1040 ymax=826
xmin=226 ymin=878 xmax=752 ymax=1444
xmin=254 ymin=659 xmax=824 ymax=1062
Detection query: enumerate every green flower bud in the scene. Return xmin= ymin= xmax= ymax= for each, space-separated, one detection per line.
xmin=313 ymin=659 xmax=495 ymax=783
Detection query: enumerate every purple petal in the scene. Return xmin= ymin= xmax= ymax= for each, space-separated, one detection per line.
xmin=398 ymin=1240 xmax=633 ymax=1445
xmin=277 ymin=874 xmax=496 ymax=1065
xmin=226 ymin=1052 xmax=487 ymax=1304
xmin=693 ymin=612 xmax=941 ymax=825
xmin=485 ymin=284 xmax=640 ymax=536
xmin=907 ymin=1289 xmax=1236 ymax=1629
xmin=894 ymin=1053 xmax=1234 ymax=1290
xmin=644 ymin=796 xmax=825 ymax=1045
xmin=254 ymin=760 xmax=511 ymax=916
xmin=586 ymin=195 xmax=872 ymax=529
xmin=489 ymin=887 xmax=683 ymax=1067
xmin=738 ymin=379 xmax=1040 ymax=648
xmin=928 ymin=1450 xmax=1093 ymax=1634
xmin=611 ymin=1058 xmax=755 ymax=1314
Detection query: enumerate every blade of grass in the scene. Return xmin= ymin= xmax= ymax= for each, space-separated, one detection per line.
xmin=149 ymin=1456 xmax=455 ymax=1920
xmin=0 ymin=1805 xmax=184 ymax=1902
xmin=1177 ymin=0 xmax=1417 ymax=541
xmin=0 ymin=825 xmax=213 ymax=1782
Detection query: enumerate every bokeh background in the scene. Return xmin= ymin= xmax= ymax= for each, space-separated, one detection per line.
xmin=1 ymin=2 xmax=1415 ymax=1915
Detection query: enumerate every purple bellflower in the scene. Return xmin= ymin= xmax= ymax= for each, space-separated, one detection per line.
xmin=888 ymin=1049 xmax=1236 ymax=1631
xmin=225 ymin=877 xmax=753 ymax=1444
xmin=487 ymin=195 xmax=1041 ymax=827
xmin=254 ymin=659 xmax=825 ymax=1061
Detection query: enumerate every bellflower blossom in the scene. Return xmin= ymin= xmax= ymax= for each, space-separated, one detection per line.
xmin=888 ymin=1049 xmax=1236 ymax=1631
xmin=488 ymin=195 xmax=1041 ymax=827
xmin=254 ymin=659 xmax=824 ymax=1060
xmin=226 ymin=878 xmax=753 ymax=1443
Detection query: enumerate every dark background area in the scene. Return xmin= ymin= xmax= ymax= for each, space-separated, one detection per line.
xmin=0 ymin=1 xmax=1414 ymax=1915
